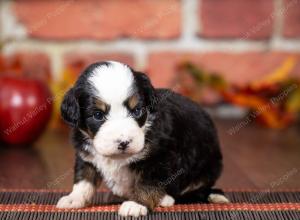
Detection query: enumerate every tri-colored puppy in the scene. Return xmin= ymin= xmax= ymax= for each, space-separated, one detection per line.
xmin=57 ymin=61 xmax=229 ymax=217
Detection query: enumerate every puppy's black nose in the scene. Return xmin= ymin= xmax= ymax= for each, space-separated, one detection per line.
xmin=118 ymin=141 xmax=130 ymax=151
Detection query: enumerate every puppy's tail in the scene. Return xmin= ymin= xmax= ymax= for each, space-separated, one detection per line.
xmin=176 ymin=188 xmax=230 ymax=204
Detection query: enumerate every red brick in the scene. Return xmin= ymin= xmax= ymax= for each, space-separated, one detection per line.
xmin=64 ymin=52 xmax=134 ymax=74
xmin=13 ymin=0 xmax=180 ymax=40
xmin=200 ymin=0 xmax=274 ymax=39
xmin=147 ymin=52 xmax=300 ymax=88
xmin=283 ymin=0 xmax=300 ymax=38
xmin=0 ymin=52 xmax=50 ymax=82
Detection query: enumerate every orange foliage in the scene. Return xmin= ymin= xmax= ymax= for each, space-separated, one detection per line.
xmin=177 ymin=56 xmax=300 ymax=129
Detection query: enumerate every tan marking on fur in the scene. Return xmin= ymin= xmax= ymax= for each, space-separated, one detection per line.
xmin=180 ymin=181 xmax=204 ymax=195
xmin=95 ymin=99 xmax=107 ymax=112
xmin=86 ymin=129 xmax=95 ymax=138
xmin=131 ymin=176 xmax=164 ymax=210
xmin=128 ymin=94 xmax=139 ymax=109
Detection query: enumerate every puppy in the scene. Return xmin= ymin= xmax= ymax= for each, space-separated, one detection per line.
xmin=56 ymin=61 xmax=229 ymax=217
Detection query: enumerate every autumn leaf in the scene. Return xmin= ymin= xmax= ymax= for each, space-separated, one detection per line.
xmin=251 ymin=56 xmax=296 ymax=89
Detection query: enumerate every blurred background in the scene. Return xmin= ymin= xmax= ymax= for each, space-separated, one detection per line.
xmin=0 ymin=0 xmax=299 ymax=191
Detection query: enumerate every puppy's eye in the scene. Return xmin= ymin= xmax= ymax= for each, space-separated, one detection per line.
xmin=93 ymin=111 xmax=105 ymax=121
xmin=131 ymin=107 xmax=143 ymax=118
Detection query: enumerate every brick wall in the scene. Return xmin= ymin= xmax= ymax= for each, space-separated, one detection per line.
xmin=1 ymin=0 xmax=300 ymax=87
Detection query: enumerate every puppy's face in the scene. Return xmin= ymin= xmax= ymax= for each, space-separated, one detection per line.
xmin=61 ymin=61 xmax=155 ymax=158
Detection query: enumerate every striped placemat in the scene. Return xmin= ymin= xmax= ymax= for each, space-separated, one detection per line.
xmin=0 ymin=189 xmax=299 ymax=219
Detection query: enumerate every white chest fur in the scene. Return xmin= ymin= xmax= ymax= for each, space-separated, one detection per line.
xmin=81 ymin=151 xmax=134 ymax=198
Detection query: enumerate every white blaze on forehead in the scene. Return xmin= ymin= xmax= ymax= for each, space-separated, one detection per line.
xmin=88 ymin=62 xmax=146 ymax=158
xmin=88 ymin=61 xmax=134 ymax=104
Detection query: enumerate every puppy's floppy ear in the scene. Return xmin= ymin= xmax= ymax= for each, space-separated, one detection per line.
xmin=134 ymin=72 xmax=157 ymax=111
xmin=61 ymin=88 xmax=80 ymax=127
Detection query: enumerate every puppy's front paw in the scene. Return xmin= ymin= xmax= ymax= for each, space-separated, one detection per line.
xmin=208 ymin=193 xmax=230 ymax=204
xmin=56 ymin=194 xmax=88 ymax=209
xmin=118 ymin=201 xmax=148 ymax=217
xmin=159 ymin=194 xmax=175 ymax=207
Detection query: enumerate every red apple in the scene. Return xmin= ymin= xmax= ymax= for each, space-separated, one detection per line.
xmin=0 ymin=76 xmax=53 ymax=145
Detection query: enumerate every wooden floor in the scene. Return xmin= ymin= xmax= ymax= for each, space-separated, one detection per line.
xmin=0 ymin=118 xmax=299 ymax=190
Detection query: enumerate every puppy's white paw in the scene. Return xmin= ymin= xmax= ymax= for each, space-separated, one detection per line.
xmin=56 ymin=194 xmax=88 ymax=209
xmin=159 ymin=194 xmax=175 ymax=207
xmin=208 ymin=194 xmax=230 ymax=204
xmin=118 ymin=201 xmax=148 ymax=217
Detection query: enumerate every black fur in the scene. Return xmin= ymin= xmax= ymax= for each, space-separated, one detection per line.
xmin=61 ymin=88 xmax=80 ymax=127
xmin=130 ymin=89 xmax=223 ymax=202
xmin=132 ymin=71 xmax=157 ymax=113
xmin=61 ymin=61 xmax=225 ymax=208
